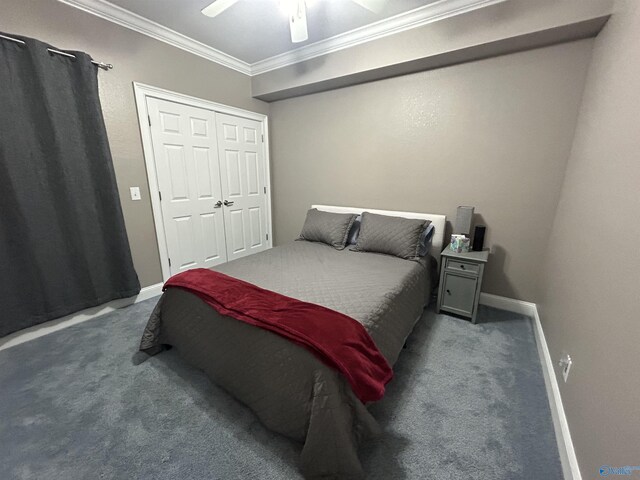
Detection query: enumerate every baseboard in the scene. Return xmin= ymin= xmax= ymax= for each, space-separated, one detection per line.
xmin=479 ymin=292 xmax=536 ymax=316
xmin=479 ymin=292 xmax=580 ymax=480
xmin=0 ymin=283 xmax=163 ymax=352
xmin=135 ymin=282 xmax=164 ymax=301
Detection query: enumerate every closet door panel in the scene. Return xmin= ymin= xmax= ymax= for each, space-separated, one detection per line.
xmin=223 ymin=150 xmax=243 ymax=197
xmin=227 ymin=207 xmax=247 ymax=255
xmin=216 ymin=113 xmax=268 ymax=261
xmin=147 ymin=97 xmax=227 ymax=275
xmin=248 ymin=207 xmax=264 ymax=248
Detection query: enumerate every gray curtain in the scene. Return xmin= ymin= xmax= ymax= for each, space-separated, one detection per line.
xmin=0 ymin=33 xmax=140 ymax=337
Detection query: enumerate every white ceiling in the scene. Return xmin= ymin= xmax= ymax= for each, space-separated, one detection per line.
xmin=105 ymin=0 xmax=438 ymax=64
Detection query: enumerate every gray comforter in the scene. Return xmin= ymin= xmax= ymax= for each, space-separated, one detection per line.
xmin=140 ymin=241 xmax=433 ymax=479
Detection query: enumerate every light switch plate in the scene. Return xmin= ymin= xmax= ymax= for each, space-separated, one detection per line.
xmin=130 ymin=186 xmax=141 ymax=201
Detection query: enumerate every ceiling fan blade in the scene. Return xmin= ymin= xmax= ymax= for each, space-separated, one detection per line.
xmin=201 ymin=0 xmax=240 ymax=18
xmin=351 ymin=0 xmax=386 ymax=14
xmin=289 ymin=0 xmax=308 ymax=43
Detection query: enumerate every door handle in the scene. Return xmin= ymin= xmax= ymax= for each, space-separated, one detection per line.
xmin=214 ymin=200 xmax=222 ymax=208
xmin=223 ymin=200 xmax=234 ymax=206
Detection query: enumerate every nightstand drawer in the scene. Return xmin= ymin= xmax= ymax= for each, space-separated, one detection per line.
xmin=441 ymin=272 xmax=477 ymax=315
xmin=445 ymin=258 xmax=480 ymax=275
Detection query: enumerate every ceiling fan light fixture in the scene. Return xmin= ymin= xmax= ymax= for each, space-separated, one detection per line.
xmin=287 ymin=0 xmax=308 ymax=43
xmin=202 ymin=0 xmax=319 ymax=44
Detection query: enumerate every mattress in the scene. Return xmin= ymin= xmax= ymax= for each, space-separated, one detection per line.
xmin=140 ymin=240 xmax=434 ymax=479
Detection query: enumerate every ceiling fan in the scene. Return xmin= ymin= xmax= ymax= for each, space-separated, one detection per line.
xmin=201 ymin=0 xmax=386 ymax=43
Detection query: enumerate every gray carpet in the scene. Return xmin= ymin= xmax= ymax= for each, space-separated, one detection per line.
xmin=0 ymin=298 xmax=562 ymax=480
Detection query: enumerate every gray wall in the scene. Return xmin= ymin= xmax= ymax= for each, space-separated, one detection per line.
xmin=269 ymin=40 xmax=593 ymax=301
xmin=2 ymin=0 xmax=268 ymax=288
xmin=537 ymin=1 xmax=640 ymax=476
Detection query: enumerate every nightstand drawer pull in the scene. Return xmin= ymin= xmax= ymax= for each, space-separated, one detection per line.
xmin=446 ymin=259 xmax=480 ymax=274
xmin=446 ymin=289 xmax=451 ymax=294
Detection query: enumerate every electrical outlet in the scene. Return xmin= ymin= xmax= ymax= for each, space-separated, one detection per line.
xmin=559 ymin=354 xmax=572 ymax=382
xmin=129 ymin=186 xmax=141 ymax=201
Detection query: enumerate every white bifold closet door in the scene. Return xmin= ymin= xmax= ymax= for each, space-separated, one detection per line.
xmin=147 ymin=98 xmax=268 ymax=276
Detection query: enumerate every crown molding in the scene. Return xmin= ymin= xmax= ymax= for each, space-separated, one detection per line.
xmin=57 ymin=0 xmax=252 ymax=75
xmin=59 ymin=0 xmax=507 ymax=77
xmin=250 ymin=0 xmax=509 ymax=75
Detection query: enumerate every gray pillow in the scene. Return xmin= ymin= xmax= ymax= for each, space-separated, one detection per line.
xmin=298 ymin=208 xmax=357 ymax=250
xmin=354 ymin=212 xmax=431 ymax=260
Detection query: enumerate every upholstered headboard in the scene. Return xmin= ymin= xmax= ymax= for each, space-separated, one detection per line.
xmin=312 ymin=205 xmax=447 ymax=267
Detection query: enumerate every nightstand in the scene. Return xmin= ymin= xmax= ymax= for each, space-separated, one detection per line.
xmin=437 ymin=247 xmax=489 ymax=324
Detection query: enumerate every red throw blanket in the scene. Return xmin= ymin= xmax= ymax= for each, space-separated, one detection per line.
xmin=163 ymin=268 xmax=393 ymax=403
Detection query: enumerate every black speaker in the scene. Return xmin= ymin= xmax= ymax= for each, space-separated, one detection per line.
xmin=472 ymin=225 xmax=486 ymax=251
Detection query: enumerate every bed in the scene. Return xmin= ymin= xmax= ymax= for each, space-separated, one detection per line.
xmin=139 ymin=205 xmax=446 ymax=479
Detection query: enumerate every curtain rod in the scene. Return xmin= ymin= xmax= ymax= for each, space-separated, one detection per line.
xmin=0 ymin=33 xmax=113 ymax=71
